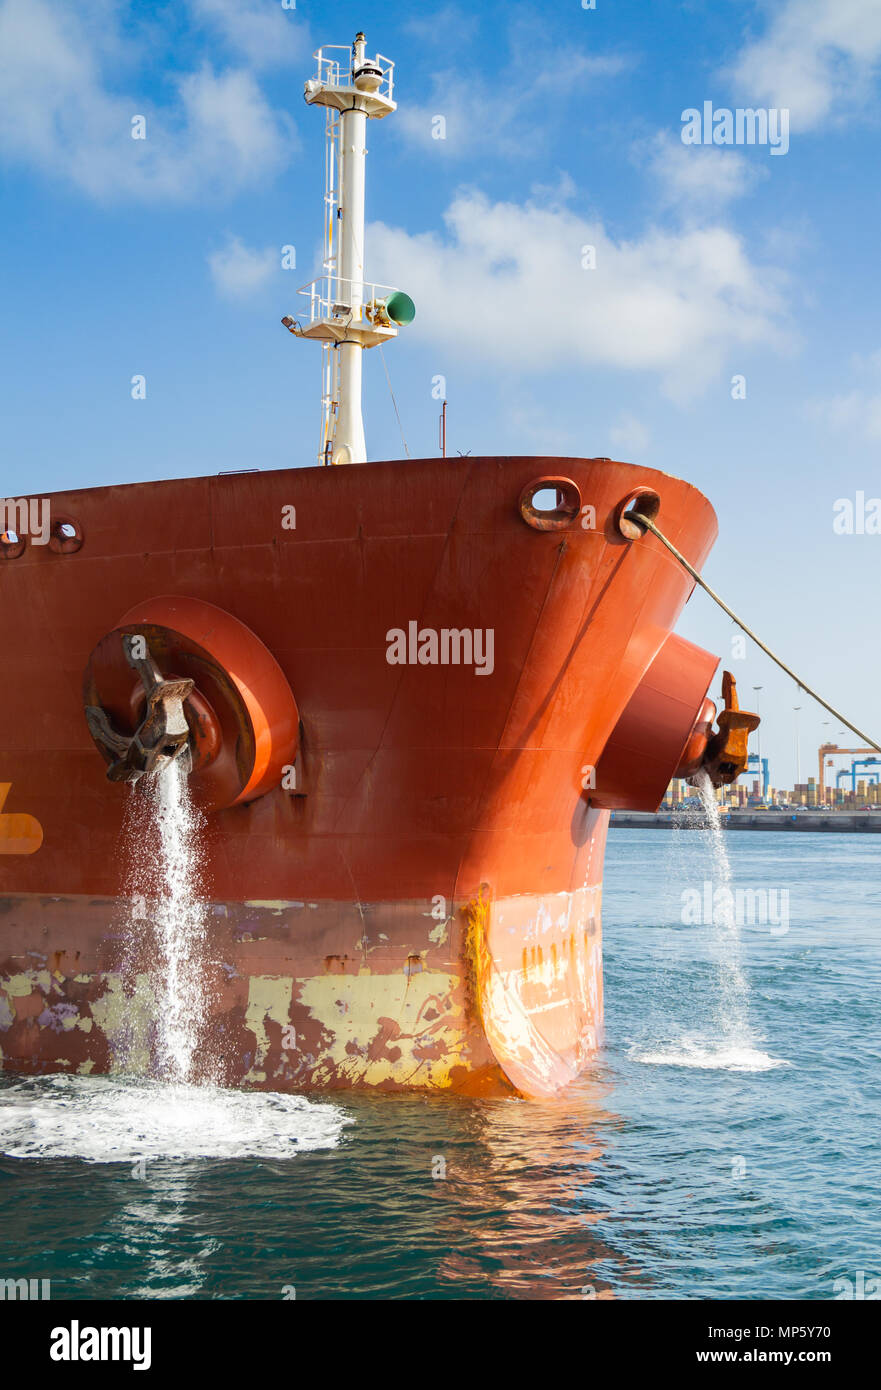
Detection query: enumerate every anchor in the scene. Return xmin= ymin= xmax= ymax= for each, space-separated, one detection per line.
xmin=83 ymin=596 xmax=300 ymax=810
xmin=591 ymin=642 xmax=761 ymax=812
xmin=698 ymin=671 xmax=760 ymax=786
xmin=85 ymin=634 xmax=194 ymax=784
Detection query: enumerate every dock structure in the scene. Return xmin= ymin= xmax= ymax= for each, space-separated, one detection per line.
xmin=610 ymin=810 xmax=881 ymax=832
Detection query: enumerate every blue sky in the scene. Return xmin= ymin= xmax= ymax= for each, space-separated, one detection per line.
xmin=1 ymin=0 xmax=880 ymax=789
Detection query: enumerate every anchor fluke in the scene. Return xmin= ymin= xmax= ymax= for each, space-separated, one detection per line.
xmin=85 ymin=633 xmax=194 ymax=784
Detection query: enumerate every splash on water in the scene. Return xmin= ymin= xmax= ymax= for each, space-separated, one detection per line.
xmin=634 ymin=1038 xmax=787 ymax=1072
xmin=0 ymin=1074 xmax=352 ymax=1162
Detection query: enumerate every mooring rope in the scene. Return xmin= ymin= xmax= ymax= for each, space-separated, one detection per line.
xmin=625 ymin=508 xmax=881 ymax=755
xmin=378 ymin=345 xmax=411 ymax=459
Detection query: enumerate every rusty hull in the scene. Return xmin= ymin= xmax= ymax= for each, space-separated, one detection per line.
xmin=0 ymin=455 xmax=717 ymax=1096
xmin=0 ymin=870 xmax=604 ymax=1097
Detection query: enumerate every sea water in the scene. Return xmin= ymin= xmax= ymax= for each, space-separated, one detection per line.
xmin=1 ymin=829 xmax=879 ymax=1299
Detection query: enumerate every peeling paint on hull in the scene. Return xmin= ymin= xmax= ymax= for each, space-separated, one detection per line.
xmin=0 ymin=851 xmax=605 ymax=1098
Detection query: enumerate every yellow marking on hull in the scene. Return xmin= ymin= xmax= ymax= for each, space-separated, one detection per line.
xmin=244 ymin=975 xmax=293 ymax=1084
xmin=428 ymin=918 xmax=449 ymax=946
xmin=90 ymin=972 xmax=156 ymax=1074
xmin=3 ymin=970 xmax=51 ymax=997
xmin=244 ymin=901 xmax=299 ymax=912
xmin=296 ymin=969 xmax=469 ymax=1089
xmin=0 ymin=783 xmax=43 ymax=854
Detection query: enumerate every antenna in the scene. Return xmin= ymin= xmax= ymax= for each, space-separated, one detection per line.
xmin=281 ymin=34 xmax=415 ymax=466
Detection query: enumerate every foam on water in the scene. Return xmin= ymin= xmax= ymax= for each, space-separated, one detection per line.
xmin=633 ymin=1037 xmax=787 ymax=1072
xmin=0 ymin=1074 xmax=352 ymax=1162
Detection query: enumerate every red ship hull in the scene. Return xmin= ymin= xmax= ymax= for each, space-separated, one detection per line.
xmin=0 ymin=455 xmax=718 ymax=1096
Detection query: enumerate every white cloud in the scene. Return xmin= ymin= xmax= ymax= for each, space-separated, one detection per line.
xmin=727 ymin=0 xmax=881 ymax=129
xmin=208 ymin=237 xmax=278 ymax=298
xmin=608 ymin=413 xmax=651 ymax=457
xmin=644 ymin=132 xmax=764 ymax=213
xmin=395 ymin=25 xmax=631 ymax=158
xmin=403 ymin=4 xmax=480 ymax=46
xmin=817 ymin=392 xmax=881 ymax=438
xmin=0 ymin=0 xmax=295 ymax=200
xmin=189 ymin=0 xmax=307 ymax=70
xmin=502 ymin=391 xmax=581 ymax=456
xmin=811 ymin=352 xmax=881 ymax=439
xmin=368 ymin=187 xmax=790 ymax=399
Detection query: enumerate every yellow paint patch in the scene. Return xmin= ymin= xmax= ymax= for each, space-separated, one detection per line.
xmin=429 ymin=918 xmax=449 ymax=946
xmin=3 ymin=974 xmax=36 ymax=998
xmin=296 ymin=968 xmax=468 ymax=1089
xmin=4 ymin=970 xmax=51 ymax=997
xmin=244 ymin=975 xmax=293 ymax=1084
xmin=90 ymin=972 xmax=156 ymax=1074
xmin=0 ymin=782 xmax=43 ymax=855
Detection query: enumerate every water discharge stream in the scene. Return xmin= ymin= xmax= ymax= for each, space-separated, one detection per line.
xmin=693 ymin=768 xmax=752 ymax=1047
xmin=120 ymin=756 xmax=212 ymax=1084
xmin=152 ymin=758 xmax=210 ymax=1084
xmin=634 ymin=771 xmax=784 ymax=1072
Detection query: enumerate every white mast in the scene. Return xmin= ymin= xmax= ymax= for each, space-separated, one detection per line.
xmin=282 ymin=33 xmax=414 ymax=466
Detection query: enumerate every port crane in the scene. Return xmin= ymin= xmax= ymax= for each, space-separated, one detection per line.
xmin=746 ymin=753 xmax=769 ymax=800
xmin=818 ymin=744 xmax=879 ymax=797
xmin=835 ymin=761 xmax=881 ymax=791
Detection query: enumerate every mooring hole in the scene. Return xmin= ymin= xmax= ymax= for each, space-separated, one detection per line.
xmin=49 ymin=515 xmax=84 ymax=554
xmin=518 ymin=476 xmax=582 ymax=531
xmin=531 ymin=487 xmax=562 ymax=511
xmin=615 ymin=487 xmax=662 ymax=540
xmin=0 ymin=529 xmax=25 ymax=559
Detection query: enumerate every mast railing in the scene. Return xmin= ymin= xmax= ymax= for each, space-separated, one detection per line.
xmin=311 ymin=45 xmax=394 ymax=102
xmin=295 ymin=275 xmax=405 ymax=328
